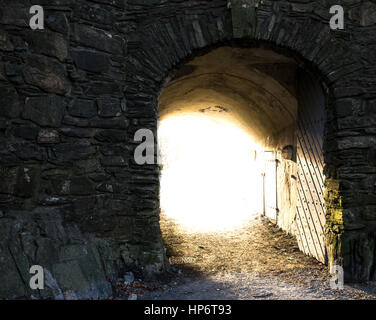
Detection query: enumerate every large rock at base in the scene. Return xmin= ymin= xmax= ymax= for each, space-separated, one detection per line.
xmin=0 ymin=243 xmax=30 ymax=299
xmin=0 ymin=209 xmax=117 ymax=300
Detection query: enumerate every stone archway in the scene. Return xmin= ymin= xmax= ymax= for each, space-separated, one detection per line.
xmin=125 ymin=3 xmax=375 ymax=282
xmin=1 ymin=0 xmax=375 ymax=299
xmin=156 ymin=43 xmax=328 ymax=264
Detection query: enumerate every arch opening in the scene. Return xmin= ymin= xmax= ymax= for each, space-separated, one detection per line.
xmin=158 ymin=113 xmax=263 ymax=233
xmin=158 ymin=45 xmax=328 ymax=268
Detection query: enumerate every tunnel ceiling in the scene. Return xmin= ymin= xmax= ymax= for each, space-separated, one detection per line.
xmin=159 ymin=47 xmax=298 ymax=141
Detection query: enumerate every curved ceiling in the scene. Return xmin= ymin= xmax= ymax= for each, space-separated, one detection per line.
xmin=158 ymin=47 xmax=298 ymax=142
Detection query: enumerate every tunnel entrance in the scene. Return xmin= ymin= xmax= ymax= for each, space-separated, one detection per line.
xmin=157 ymin=45 xmax=327 ymax=267
xmin=158 ymin=113 xmax=263 ymax=233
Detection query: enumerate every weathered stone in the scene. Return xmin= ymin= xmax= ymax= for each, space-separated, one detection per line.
xmin=0 ymin=0 xmax=375 ymax=297
xmin=46 ymin=14 xmax=69 ymax=35
xmin=71 ymin=50 xmax=110 ymax=73
xmin=73 ymin=156 xmax=98 ymax=171
xmin=100 ymin=156 xmax=127 ymax=167
xmin=30 ymin=0 xmax=75 ymax=6
xmin=0 ymin=4 xmax=29 ymax=26
xmin=43 ymin=268 xmax=65 ymax=300
xmin=52 ymin=260 xmax=111 ymax=300
xmin=73 ymin=2 xmax=113 ymax=25
xmin=349 ymin=2 xmax=376 ymax=27
xmin=97 ymin=97 xmax=121 ymax=117
xmin=0 ymin=245 xmax=28 ymax=299
xmin=0 ymin=62 xmax=6 ymax=81
xmin=9 ymin=142 xmax=44 ymax=162
xmin=23 ymin=55 xmax=71 ymax=95
xmin=68 ymin=99 xmax=97 ymax=118
xmin=23 ymin=95 xmax=65 ymax=127
xmin=11 ymin=125 xmax=39 ymax=141
xmin=96 ymin=182 xmax=114 ymax=193
xmin=86 ymin=82 xmax=122 ymax=97
xmin=94 ymin=129 xmax=127 ymax=143
xmin=88 ymin=0 xmax=125 ymax=8
xmin=48 ymin=141 xmax=96 ymax=164
xmin=335 ymin=98 xmax=362 ymax=118
xmin=0 ymin=29 xmax=14 ymax=51
xmin=99 ymin=145 xmax=127 ymax=157
xmin=231 ymin=0 xmax=257 ymax=39
xmin=38 ymin=129 xmax=60 ymax=144
xmin=62 ymin=115 xmax=90 ymax=127
xmin=89 ymin=118 xmax=128 ymax=129
xmin=34 ymin=238 xmax=60 ymax=270
xmin=15 ymin=167 xmax=39 ymax=198
xmin=0 ymin=85 xmax=21 ymax=118
xmin=50 ymin=177 xmax=94 ymax=196
xmin=0 ymin=167 xmax=18 ymax=195
xmin=25 ymin=30 xmax=68 ymax=62
xmin=123 ymin=271 xmax=134 ymax=285
xmin=59 ymin=127 xmax=96 ymax=138
xmin=73 ymin=24 xmax=123 ymax=54
xmin=338 ymin=137 xmax=376 ymax=150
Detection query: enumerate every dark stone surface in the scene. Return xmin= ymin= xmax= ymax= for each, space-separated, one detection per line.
xmin=37 ymin=129 xmax=60 ymax=144
xmin=48 ymin=141 xmax=97 ymax=164
xmin=25 ymin=30 xmax=68 ymax=62
xmin=0 ymin=0 xmax=375 ymax=299
xmin=73 ymin=23 xmax=124 ymax=54
xmin=22 ymin=95 xmax=65 ymax=127
xmin=68 ymin=99 xmax=97 ymax=118
xmin=71 ymin=50 xmax=110 ymax=73
xmin=97 ymin=97 xmax=121 ymax=117
xmin=0 ymin=85 xmax=21 ymax=118
xmin=23 ymin=54 xmax=71 ymax=95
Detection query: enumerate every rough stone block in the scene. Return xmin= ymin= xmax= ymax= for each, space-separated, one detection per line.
xmin=46 ymin=14 xmax=69 ymax=35
xmin=230 ymin=0 xmax=257 ymax=38
xmin=23 ymin=95 xmax=65 ymax=127
xmin=23 ymin=55 xmax=71 ymax=95
xmin=25 ymin=30 xmax=68 ymax=62
xmin=71 ymin=50 xmax=110 ymax=73
xmin=0 ymin=245 xmax=28 ymax=299
xmin=0 ymin=29 xmax=14 ymax=51
xmin=0 ymin=85 xmax=21 ymax=118
xmin=73 ymin=3 xmax=113 ymax=25
xmin=38 ymin=129 xmax=60 ymax=144
xmin=11 ymin=125 xmax=39 ymax=141
xmin=8 ymin=142 xmax=44 ymax=162
xmin=0 ymin=4 xmax=29 ymax=26
xmin=97 ymin=97 xmax=121 ymax=117
xmin=94 ymin=129 xmax=127 ymax=143
xmin=48 ymin=141 xmax=96 ymax=164
xmin=68 ymin=99 xmax=97 ymax=118
xmin=73 ymin=24 xmax=123 ymax=55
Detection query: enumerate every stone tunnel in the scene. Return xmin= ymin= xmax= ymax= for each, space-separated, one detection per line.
xmin=1 ymin=0 xmax=376 ymax=299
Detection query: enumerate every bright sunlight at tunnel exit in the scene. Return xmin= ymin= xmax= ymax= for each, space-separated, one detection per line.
xmin=158 ymin=114 xmax=265 ymax=233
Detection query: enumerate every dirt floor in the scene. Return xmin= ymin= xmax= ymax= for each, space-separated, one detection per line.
xmin=115 ymin=214 xmax=376 ymax=300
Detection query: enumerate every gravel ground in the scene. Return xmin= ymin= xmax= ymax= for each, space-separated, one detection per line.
xmin=115 ymin=215 xmax=376 ymax=300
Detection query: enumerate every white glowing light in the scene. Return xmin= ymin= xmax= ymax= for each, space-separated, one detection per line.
xmin=158 ymin=114 xmax=264 ymax=233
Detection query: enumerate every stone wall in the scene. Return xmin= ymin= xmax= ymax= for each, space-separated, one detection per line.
xmin=0 ymin=0 xmax=376 ymax=298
